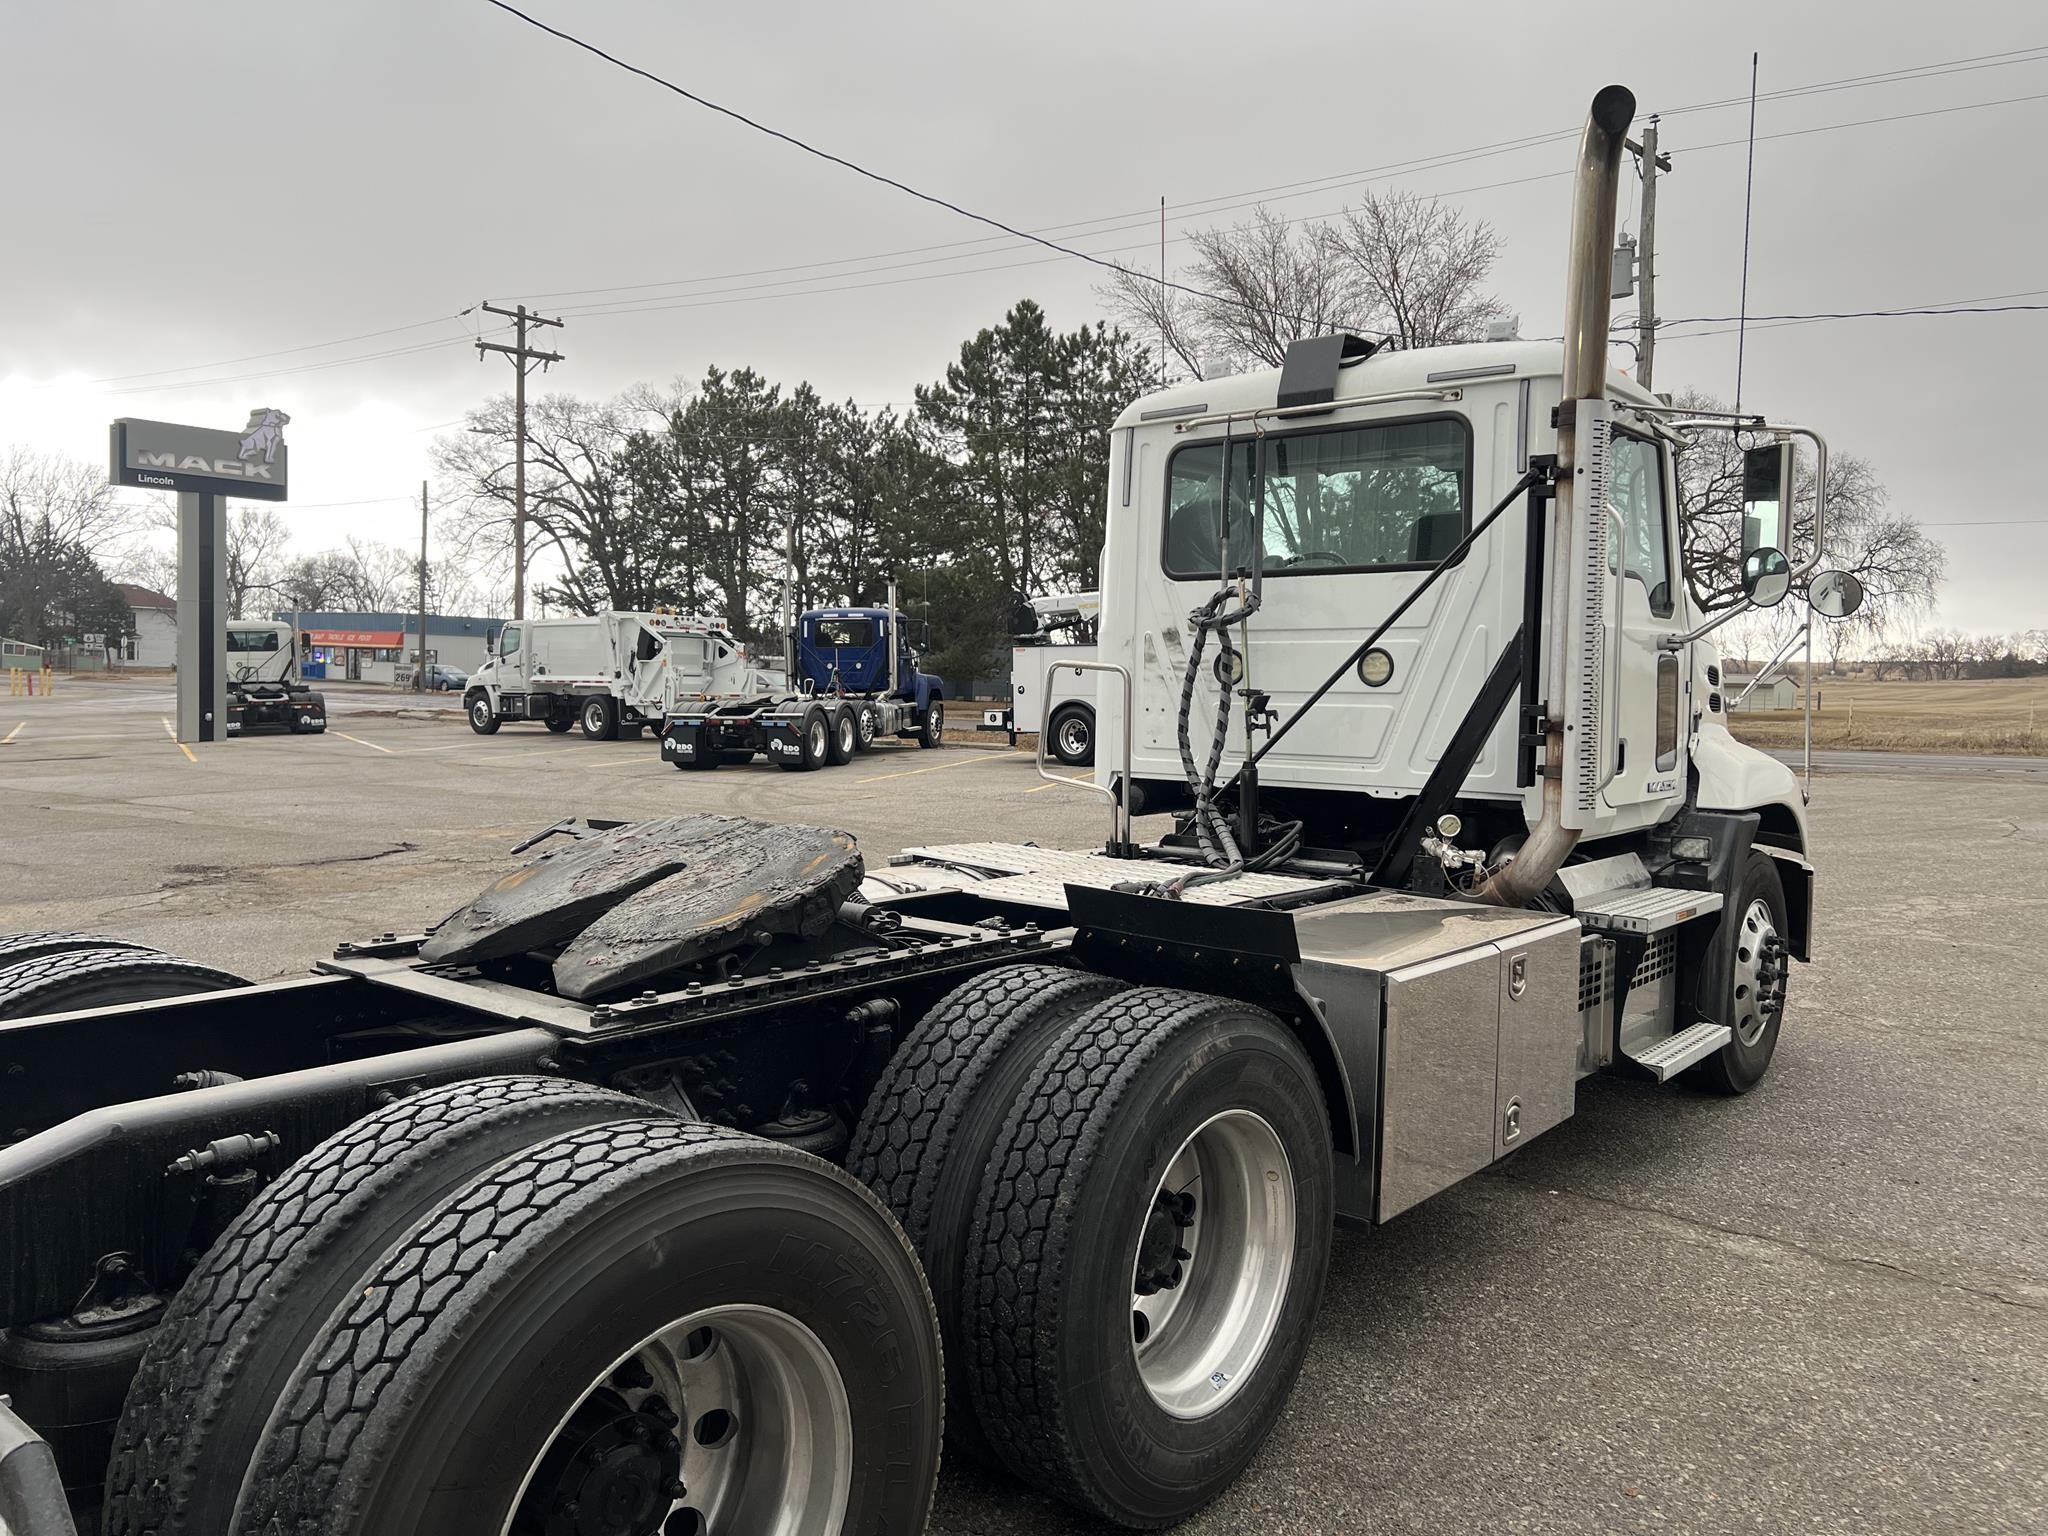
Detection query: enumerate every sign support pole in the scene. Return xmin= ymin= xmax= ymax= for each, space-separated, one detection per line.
xmin=175 ymin=491 xmax=227 ymax=743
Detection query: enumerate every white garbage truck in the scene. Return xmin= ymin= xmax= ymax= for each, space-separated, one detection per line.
xmin=0 ymin=84 xmax=1871 ymax=1536
xmin=463 ymin=611 xmax=783 ymax=740
xmin=981 ymin=590 xmax=1101 ymax=765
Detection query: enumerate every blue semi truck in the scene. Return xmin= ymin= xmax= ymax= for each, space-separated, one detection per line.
xmin=659 ymin=581 xmax=944 ymax=771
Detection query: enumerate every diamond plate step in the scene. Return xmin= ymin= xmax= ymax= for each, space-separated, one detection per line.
xmin=1625 ymin=1020 xmax=1732 ymax=1081
xmin=1575 ymin=885 xmax=1723 ymax=935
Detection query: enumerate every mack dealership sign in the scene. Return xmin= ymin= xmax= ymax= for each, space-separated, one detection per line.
xmin=110 ymin=410 xmax=290 ymax=501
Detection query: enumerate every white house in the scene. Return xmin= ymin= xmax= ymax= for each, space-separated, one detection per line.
xmin=116 ymin=584 xmax=177 ymax=667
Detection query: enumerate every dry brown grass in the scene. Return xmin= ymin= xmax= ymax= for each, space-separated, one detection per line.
xmin=1726 ymin=675 xmax=2048 ymax=756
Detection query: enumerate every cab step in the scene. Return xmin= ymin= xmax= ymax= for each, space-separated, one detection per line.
xmin=1575 ymin=885 xmax=1723 ymax=935
xmin=1625 ymin=1020 xmax=1732 ymax=1081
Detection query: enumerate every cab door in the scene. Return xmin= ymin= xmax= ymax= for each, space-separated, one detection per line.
xmin=1600 ymin=427 xmax=1687 ymax=818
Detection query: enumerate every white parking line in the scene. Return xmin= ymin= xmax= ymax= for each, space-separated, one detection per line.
xmin=859 ymin=750 xmax=1022 ymax=784
xmin=1 ymin=722 xmax=22 ymax=745
xmin=332 ymin=731 xmax=395 ymax=755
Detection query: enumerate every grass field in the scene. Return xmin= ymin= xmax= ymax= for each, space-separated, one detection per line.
xmin=1727 ymin=675 xmax=2048 ymax=755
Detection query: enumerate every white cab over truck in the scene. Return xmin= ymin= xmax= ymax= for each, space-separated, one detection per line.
xmin=982 ymin=590 xmax=1101 ymax=765
xmin=464 ymin=611 xmax=782 ymax=741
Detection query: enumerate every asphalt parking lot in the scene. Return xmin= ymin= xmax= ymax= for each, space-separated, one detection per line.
xmin=3 ymin=677 xmax=2044 ymax=1534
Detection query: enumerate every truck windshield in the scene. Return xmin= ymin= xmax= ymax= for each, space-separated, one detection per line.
xmin=226 ymin=629 xmax=280 ymax=652
xmin=1164 ymin=415 xmax=1469 ymax=578
xmin=813 ymin=619 xmax=874 ymax=647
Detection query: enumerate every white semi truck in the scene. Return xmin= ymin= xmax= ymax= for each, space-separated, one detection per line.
xmin=981 ymin=590 xmax=1101 ymax=765
xmin=463 ymin=611 xmax=782 ymax=740
xmin=222 ymin=620 xmax=325 ymax=736
xmin=0 ymin=84 xmax=1869 ymax=1536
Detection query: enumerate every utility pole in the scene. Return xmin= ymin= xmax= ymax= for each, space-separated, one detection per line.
xmin=476 ymin=302 xmax=564 ymax=619
xmin=416 ymin=479 xmax=430 ymax=692
xmin=1625 ymin=119 xmax=1671 ymax=391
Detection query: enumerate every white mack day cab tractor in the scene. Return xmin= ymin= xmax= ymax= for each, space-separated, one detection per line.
xmin=0 ymin=85 xmax=1865 ymax=1536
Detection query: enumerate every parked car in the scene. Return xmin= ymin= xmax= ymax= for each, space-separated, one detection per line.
xmin=424 ymin=664 xmax=468 ymax=691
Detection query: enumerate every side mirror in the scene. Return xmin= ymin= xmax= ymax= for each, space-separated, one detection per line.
xmin=919 ymin=621 xmax=932 ymax=649
xmin=1742 ymin=547 xmax=1792 ymax=608
xmin=1809 ymin=568 xmax=1866 ymax=619
xmin=1742 ymin=439 xmax=1795 ymax=558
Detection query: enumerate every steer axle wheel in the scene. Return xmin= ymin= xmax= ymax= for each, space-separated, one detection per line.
xmin=1693 ymin=849 xmax=1792 ymax=1094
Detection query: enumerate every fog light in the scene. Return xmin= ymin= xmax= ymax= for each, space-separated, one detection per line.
xmin=1357 ymin=648 xmax=1395 ymax=687
xmin=1672 ymin=834 xmax=1713 ymax=862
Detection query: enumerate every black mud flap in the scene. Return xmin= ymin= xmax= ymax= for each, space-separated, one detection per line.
xmin=1065 ymin=883 xmax=1301 ymax=986
xmin=760 ymin=716 xmax=805 ymax=765
xmin=662 ymin=717 xmax=708 ymax=766
xmin=553 ymin=822 xmax=862 ymax=999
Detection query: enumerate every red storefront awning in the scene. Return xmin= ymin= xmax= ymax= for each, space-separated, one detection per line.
xmin=304 ymin=629 xmax=403 ymax=647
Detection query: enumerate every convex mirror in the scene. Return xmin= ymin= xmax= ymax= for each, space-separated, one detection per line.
xmin=1809 ymin=569 xmax=1866 ymax=619
xmin=1742 ymin=547 xmax=1792 ymax=607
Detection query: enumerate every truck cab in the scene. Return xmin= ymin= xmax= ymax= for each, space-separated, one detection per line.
xmin=796 ymin=606 xmax=939 ymax=711
xmin=224 ymin=621 xmax=325 ymax=735
xmin=1098 ymin=340 xmax=1810 ymax=884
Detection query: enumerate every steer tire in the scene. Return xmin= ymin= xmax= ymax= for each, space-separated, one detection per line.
xmin=465 ymin=691 xmax=499 ymax=734
xmin=917 ymin=697 xmax=944 ymax=749
xmin=1691 ymin=850 xmax=1793 ymax=1095
xmin=853 ymin=705 xmax=879 ymax=751
xmin=964 ymin=987 xmax=1334 ymax=1528
xmin=579 ymin=695 xmax=619 ymax=741
xmin=0 ymin=950 xmax=246 ymax=1020
xmin=232 ymin=1120 xmax=943 ymax=1536
xmin=102 ymin=1077 xmax=656 ymax=1536
xmin=849 ymin=962 xmax=1127 ymax=1459
xmin=0 ymin=931 xmax=162 ymax=966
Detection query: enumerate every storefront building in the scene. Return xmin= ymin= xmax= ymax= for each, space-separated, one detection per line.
xmin=277 ymin=611 xmax=503 ymax=685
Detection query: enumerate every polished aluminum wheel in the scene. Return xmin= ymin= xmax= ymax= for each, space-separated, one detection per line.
xmin=1129 ymin=1109 xmax=1296 ymax=1419
xmin=505 ymin=1303 xmax=852 ymax=1536
xmin=1730 ymin=896 xmax=1787 ymax=1047
xmin=1054 ymin=713 xmax=1091 ymax=762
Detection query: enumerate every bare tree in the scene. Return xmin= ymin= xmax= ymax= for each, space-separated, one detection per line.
xmin=134 ymin=504 xmax=294 ymax=618
xmin=1670 ymin=392 xmax=1943 ymax=654
xmin=0 ymin=448 xmax=138 ymax=558
xmin=1100 ymin=191 xmax=1506 ymax=379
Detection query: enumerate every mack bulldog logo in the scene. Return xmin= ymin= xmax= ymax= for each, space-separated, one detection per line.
xmin=239 ymin=407 xmax=290 ymax=465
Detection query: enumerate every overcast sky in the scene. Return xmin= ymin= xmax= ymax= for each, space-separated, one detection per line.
xmin=2 ymin=0 xmax=2040 ymax=630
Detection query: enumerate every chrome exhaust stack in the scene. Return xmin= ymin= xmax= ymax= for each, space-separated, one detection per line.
xmin=1476 ymin=83 xmax=1634 ymax=907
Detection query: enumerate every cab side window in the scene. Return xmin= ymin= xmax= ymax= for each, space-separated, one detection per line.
xmin=1608 ymin=433 xmax=1675 ymax=618
xmin=498 ymin=626 xmax=522 ymax=660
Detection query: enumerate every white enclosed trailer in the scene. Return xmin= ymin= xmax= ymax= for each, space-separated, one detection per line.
xmin=463 ymin=611 xmax=781 ymax=740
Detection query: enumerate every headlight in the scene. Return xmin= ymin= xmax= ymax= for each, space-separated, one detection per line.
xmin=1357 ymin=648 xmax=1394 ymax=687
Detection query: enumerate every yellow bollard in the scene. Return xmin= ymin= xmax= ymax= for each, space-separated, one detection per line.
xmin=40 ymin=667 xmax=53 ymax=697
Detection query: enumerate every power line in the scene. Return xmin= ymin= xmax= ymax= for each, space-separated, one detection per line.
xmin=478 ymin=0 xmax=1386 ymax=336
xmin=97 ymin=328 xmax=509 ymax=397
xmin=504 ymin=43 xmax=2048 ymax=313
xmin=79 ymin=310 xmax=479 ymax=386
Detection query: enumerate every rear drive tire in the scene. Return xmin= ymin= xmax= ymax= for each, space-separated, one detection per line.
xmin=917 ymin=697 xmax=944 ymax=749
xmin=778 ymin=707 xmax=829 ymax=772
xmin=233 ymin=1121 xmax=943 ymax=1536
xmin=965 ymin=988 xmax=1334 ymax=1527
xmin=466 ymin=691 xmax=500 ymax=734
xmin=0 ymin=949 xmax=246 ymax=1020
xmin=850 ymin=962 xmax=1126 ymax=1459
xmin=579 ymin=695 xmax=619 ymax=741
xmin=102 ymin=1077 xmax=657 ymax=1536
xmin=1692 ymin=850 xmax=1792 ymax=1094
xmin=0 ymin=932 xmax=162 ymax=966
xmin=826 ymin=707 xmax=857 ymax=766
xmin=1048 ymin=703 xmax=1096 ymax=767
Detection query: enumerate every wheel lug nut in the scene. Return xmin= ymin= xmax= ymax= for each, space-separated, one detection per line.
xmin=1173 ymin=1245 xmax=1191 ymax=1262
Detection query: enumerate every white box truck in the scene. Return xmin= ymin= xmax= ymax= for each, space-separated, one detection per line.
xmin=463 ymin=612 xmax=782 ymax=740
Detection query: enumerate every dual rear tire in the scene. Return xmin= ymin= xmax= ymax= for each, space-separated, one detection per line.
xmin=103 ymin=1079 xmax=944 ymax=1536
xmin=850 ymin=966 xmax=1334 ymax=1527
